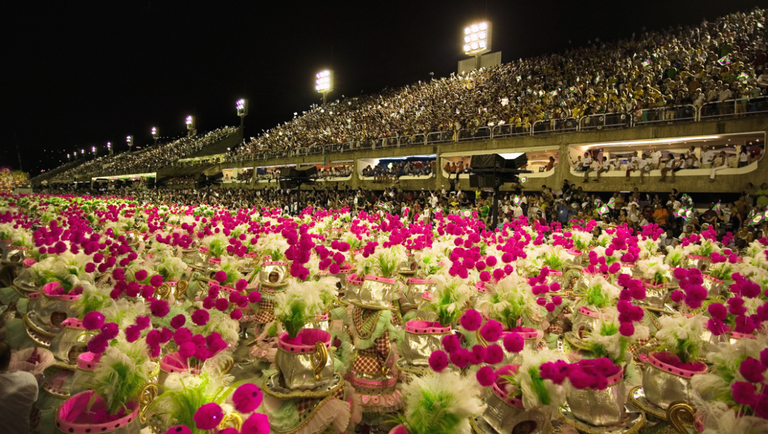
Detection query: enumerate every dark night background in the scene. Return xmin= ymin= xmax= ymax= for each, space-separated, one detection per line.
xmin=2 ymin=0 xmax=764 ymax=175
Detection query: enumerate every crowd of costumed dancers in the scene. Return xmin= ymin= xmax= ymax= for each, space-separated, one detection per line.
xmin=1 ymin=193 xmax=767 ymax=434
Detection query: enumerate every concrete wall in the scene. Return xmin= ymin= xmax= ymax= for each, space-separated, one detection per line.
xmin=214 ymin=116 xmax=768 ymax=193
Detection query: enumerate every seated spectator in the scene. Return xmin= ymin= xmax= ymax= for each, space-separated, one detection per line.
xmin=0 ymin=342 xmax=39 ymax=434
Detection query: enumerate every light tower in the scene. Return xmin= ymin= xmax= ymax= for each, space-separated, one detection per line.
xmin=236 ymin=99 xmax=248 ymax=130
xmin=126 ymin=135 xmax=134 ymax=152
xmin=107 ymin=142 xmax=113 ymax=156
xmin=151 ymin=127 xmax=159 ymax=146
xmin=457 ymin=21 xmax=501 ymax=73
xmin=186 ymin=116 xmax=196 ymax=137
xmin=463 ymin=21 xmax=492 ymax=70
xmin=315 ymin=70 xmax=333 ymax=105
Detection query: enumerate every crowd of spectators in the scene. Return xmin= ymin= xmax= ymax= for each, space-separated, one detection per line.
xmin=571 ymin=142 xmax=764 ymax=183
xmin=361 ymin=159 xmax=435 ymax=183
xmin=163 ymin=175 xmax=195 ymax=186
xmin=50 ymin=127 xmax=236 ymax=181
xmin=230 ymin=8 xmax=767 ymax=158
xmin=503 ymin=181 xmax=768 ymax=248
xmin=318 ymin=165 xmax=353 ymax=179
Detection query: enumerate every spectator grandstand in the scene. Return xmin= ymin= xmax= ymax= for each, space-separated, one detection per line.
xmin=228 ymin=8 xmax=766 ymax=159
xmin=41 ymin=126 xmax=237 ymax=182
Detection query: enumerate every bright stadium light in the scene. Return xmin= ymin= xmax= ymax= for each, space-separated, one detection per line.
xmin=126 ymin=135 xmax=134 ymax=151
xmin=151 ymin=127 xmax=159 ymax=145
xmin=236 ymin=99 xmax=248 ymax=130
xmin=463 ymin=21 xmax=491 ymax=56
xmin=91 ymin=146 xmax=96 ymax=154
xmin=186 ymin=116 xmax=196 ymax=136
xmin=315 ymin=70 xmax=333 ymax=105
xmin=236 ymin=99 xmax=248 ymax=115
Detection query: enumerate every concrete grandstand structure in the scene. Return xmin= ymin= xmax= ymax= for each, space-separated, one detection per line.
xmin=33 ymin=110 xmax=767 ymax=194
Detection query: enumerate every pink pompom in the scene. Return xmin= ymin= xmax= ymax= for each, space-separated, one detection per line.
xmin=136 ymin=316 xmax=151 ymax=329
xmin=178 ymin=341 xmax=196 ymax=359
xmin=248 ymin=291 xmax=262 ymax=303
xmin=214 ymin=270 xmax=228 ymax=283
xmin=101 ymin=322 xmax=119 ymax=339
xmin=460 ymin=309 xmax=483 ymax=331
xmin=215 ymin=298 xmax=230 ymax=311
xmin=112 ymin=268 xmax=126 ymax=281
xmin=230 ymin=309 xmax=243 ymax=320
xmin=503 ymin=332 xmax=525 ymax=353
xmin=236 ymin=279 xmax=248 ymax=291
xmin=619 ymin=322 xmax=635 ymax=337
xmin=125 ymin=325 xmax=141 ymax=342
xmin=669 ymin=290 xmax=684 ymax=303
xmin=479 ymin=320 xmax=503 ymax=342
xmin=191 ymin=309 xmax=210 ymax=326
xmin=82 ymin=311 xmax=105 ymax=330
xmin=240 ymin=413 xmax=270 ymax=434
xmin=232 ymin=383 xmax=264 ymax=414
xmin=673 ymin=267 xmax=688 ymax=280
xmin=708 ymin=303 xmax=727 ymax=321
xmin=135 ymin=269 xmax=148 ymax=281
xmin=476 ymin=365 xmax=497 ymax=387
xmin=608 ymin=262 xmax=621 ymax=274
xmin=450 ymin=348 xmax=471 ymax=368
xmin=429 ymin=350 xmax=449 ymax=372
xmin=469 ymin=345 xmax=486 ymax=365
xmin=484 ymin=344 xmax=504 ymax=364
xmin=739 ymin=357 xmax=767 ymax=383
xmin=87 ymin=334 xmax=109 ymax=353
xmin=194 ymin=403 xmax=224 ymax=430
xmin=732 ymin=381 xmax=758 ymax=406
xmin=441 ymin=334 xmax=461 ymax=353
xmin=170 ymin=314 xmax=186 ymax=329
xmin=150 ymin=275 xmax=164 ymax=287
xmin=150 ymin=299 xmax=170 ymax=317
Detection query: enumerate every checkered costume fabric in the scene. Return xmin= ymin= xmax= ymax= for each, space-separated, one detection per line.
xmin=294 ymin=388 xmax=346 ymax=414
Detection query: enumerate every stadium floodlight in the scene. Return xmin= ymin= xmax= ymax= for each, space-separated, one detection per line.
xmin=236 ymin=99 xmax=248 ymax=116
xmin=151 ymin=127 xmax=159 ymax=145
xmin=186 ymin=116 xmax=196 ymax=136
xmin=126 ymin=135 xmax=134 ymax=151
xmin=463 ymin=21 xmax=492 ymax=57
xmin=91 ymin=146 xmax=96 ymax=155
xmin=315 ymin=70 xmax=333 ymax=105
xmin=81 ymin=149 xmax=85 ymax=156
xmin=236 ymin=99 xmax=248 ymax=130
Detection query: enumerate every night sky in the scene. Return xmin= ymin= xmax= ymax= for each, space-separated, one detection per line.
xmin=3 ymin=0 xmax=763 ymax=174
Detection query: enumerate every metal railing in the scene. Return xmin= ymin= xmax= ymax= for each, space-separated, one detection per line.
xmin=532 ymin=118 xmax=579 ymax=135
xmin=228 ymin=96 xmax=768 ymax=163
xmin=700 ymin=97 xmax=768 ymax=121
